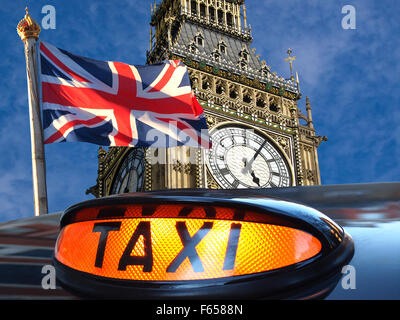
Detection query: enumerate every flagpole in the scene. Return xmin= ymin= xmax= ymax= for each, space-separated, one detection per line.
xmin=17 ymin=8 xmax=48 ymax=216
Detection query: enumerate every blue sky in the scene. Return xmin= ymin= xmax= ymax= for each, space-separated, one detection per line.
xmin=0 ymin=0 xmax=399 ymax=222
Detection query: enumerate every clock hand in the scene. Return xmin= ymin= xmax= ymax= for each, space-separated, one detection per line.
xmin=252 ymin=140 xmax=267 ymax=161
xmin=242 ymin=140 xmax=267 ymax=174
xmin=250 ymin=170 xmax=260 ymax=186
xmin=242 ymin=157 xmax=254 ymax=174
xmin=242 ymin=159 xmax=261 ymax=186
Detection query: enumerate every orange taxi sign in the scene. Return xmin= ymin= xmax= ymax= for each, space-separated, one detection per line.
xmin=55 ymin=205 xmax=322 ymax=281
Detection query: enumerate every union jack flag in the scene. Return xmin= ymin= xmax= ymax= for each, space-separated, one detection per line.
xmin=39 ymin=41 xmax=211 ymax=148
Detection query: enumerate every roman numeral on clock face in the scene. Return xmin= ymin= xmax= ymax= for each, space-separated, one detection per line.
xmin=269 ymin=181 xmax=278 ymax=188
xmin=220 ymin=167 xmax=230 ymax=175
xmin=232 ymin=179 xmax=240 ymax=188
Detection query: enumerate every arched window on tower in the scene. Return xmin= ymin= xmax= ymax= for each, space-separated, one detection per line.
xmin=195 ymin=32 xmax=204 ymax=47
xmin=188 ymin=40 xmax=198 ymax=54
xmin=256 ymin=95 xmax=266 ymax=108
xmin=216 ymin=81 xmax=225 ymax=95
xmin=202 ymin=75 xmax=211 ymax=90
xmin=229 ymin=85 xmax=238 ymax=99
xmin=211 ymin=48 xmax=221 ymax=62
xmin=209 ymin=6 xmax=215 ymax=22
xmin=243 ymin=91 xmax=252 ymax=104
xmin=218 ymin=9 xmax=224 ymax=25
xmin=269 ymin=97 xmax=280 ymax=112
xmin=238 ymin=58 xmax=247 ymax=71
xmin=240 ymin=49 xmax=249 ymax=62
xmin=227 ymin=13 xmax=233 ymax=27
xmin=238 ymin=47 xmax=250 ymax=70
xmin=191 ymin=0 xmax=197 ymax=16
xmin=185 ymin=0 xmax=190 ymax=13
xmin=200 ymin=3 xmax=206 ymax=18
xmin=218 ymin=40 xmax=227 ymax=55
xmin=260 ymin=63 xmax=271 ymax=77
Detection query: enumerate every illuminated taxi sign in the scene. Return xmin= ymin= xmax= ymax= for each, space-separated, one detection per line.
xmin=54 ymin=197 xmax=354 ymax=299
xmin=55 ymin=214 xmax=321 ymax=281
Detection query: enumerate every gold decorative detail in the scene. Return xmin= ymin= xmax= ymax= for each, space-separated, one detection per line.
xmin=277 ymin=137 xmax=288 ymax=149
xmin=85 ymin=185 xmax=99 ymax=197
xmin=183 ymin=163 xmax=195 ymax=175
xmin=306 ymin=169 xmax=315 ymax=182
xmin=182 ymin=63 xmax=299 ymax=101
xmin=98 ymin=146 xmax=107 ymax=162
xmin=205 ymin=114 xmax=219 ymax=129
xmin=17 ymin=7 xmax=41 ymax=41
xmin=303 ymin=145 xmax=313 ymax=152
xmin=285 ymin=48 xmax=296 ymax=81
xmin=144 ymin=156 xmax=152 ymax=191
xmin=312 ymin=135 xmax=328 ymax=147
xmin=105 ymin=175 xmax=113 ymax=194
xmin=172 ymin=160 xmax=183 ymax=172
xmin=172 ymin=160 xmax=195 ymax=175
xmin=206 ymin=171 xmax=220 ymax=189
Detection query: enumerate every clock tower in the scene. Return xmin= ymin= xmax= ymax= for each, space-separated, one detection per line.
xmin=87 ymin=0 xmax=326 ymax=197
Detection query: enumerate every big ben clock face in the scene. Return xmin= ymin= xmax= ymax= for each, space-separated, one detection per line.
xmin=110 ymin=148 xmax=145 ymax=194
xmin=207 ymin=126 xmax=292 ymax=189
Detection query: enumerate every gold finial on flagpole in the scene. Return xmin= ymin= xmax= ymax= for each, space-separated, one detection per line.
xmin=285 ymin=48 xmax=296 ymax=81
xmin=17 ymin=7 xmax=41 ymax=41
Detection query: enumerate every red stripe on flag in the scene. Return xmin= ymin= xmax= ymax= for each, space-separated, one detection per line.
xmin=44 ymin=115 xmax=107 ymax=144
xmin=191 ymin=93 xmax=204 ymax=117
xmin=40 ymin=42 xmax=91 ymax=83
xmin=41 ymin=82 xmax=200 ymax=115
xmin=147 ymin=64 xmax=175 ymax=93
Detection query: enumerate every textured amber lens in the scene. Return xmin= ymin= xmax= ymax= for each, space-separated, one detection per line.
xmin=55 ymin=216 xmax=321 ymax=281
